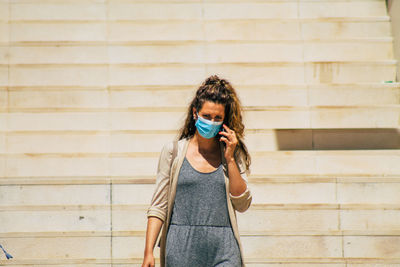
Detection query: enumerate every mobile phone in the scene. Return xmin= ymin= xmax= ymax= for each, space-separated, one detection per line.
xmin=217 ymin=127 xmax=226 ymax=146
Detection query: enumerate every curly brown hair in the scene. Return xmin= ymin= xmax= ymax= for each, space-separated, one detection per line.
xmin=177 ymin=74 xmax=251 ymax=173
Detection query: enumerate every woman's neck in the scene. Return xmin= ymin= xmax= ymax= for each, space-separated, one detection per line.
xmin=191 ymin=132 xmax=220 ymax=154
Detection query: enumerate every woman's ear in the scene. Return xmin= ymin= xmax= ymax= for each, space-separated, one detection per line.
xmin=192 ymin=107 xmax=197 ymax=119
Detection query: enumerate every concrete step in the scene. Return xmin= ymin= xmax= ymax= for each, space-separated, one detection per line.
xmin=0 ymin=258 xmax=397 ymax=267
xmin=113 ymin=181 xmax=400 ymax=206
xmin=4 ymin=1 xmax=388 ymax=21
xmin=4 ymin=203 xmax=400 ymax=234
xmin=0 ymin=60 xmax=397 ymax=85
xmin=2 ymin=128 xmax=399 ymax=155
xmin=1 ymin=155 xmax=399 ymax=206
xmin=1 ymin=104 xmax=398 ymax=131
xmin=110 ymin=18 xmax=394 ymax=42
xmin=2 ymin=173 xmax=400 ymax=185
xmin=1 ymin=18 xmax=392 ymax=44
xmin=1 ymin=39 xmax=394 ymax=64
xmin=1 ymin=149 xmax=399 ymax=177
xmin=4 ymin=83 xmax=398 ymax=108
xmin=1 ymin=234 xmax=399 ymax=263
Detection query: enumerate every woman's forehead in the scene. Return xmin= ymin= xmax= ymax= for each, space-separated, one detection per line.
xmin=199 ymin=101 xmax=225 ymax=115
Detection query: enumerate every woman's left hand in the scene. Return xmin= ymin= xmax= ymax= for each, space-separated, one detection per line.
xmin=218 ymin=124 xmax=238 ymax=162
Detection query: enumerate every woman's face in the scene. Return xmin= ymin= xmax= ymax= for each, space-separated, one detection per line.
xmin=193 ymin=101 xmax=225 ymax=123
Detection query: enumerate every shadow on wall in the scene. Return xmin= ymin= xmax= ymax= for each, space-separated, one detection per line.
xmin=387 ymin=0 xmax=400 ymax=82
xmin=273 ymin=128 xmax=400 ymax=150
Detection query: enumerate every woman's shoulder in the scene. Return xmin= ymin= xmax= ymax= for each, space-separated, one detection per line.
xmin=160 ymin=137 xmax=189 ymax=154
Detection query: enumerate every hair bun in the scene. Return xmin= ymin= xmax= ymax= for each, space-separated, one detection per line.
xmin=204 ymin=75 xmax=224 ymax=86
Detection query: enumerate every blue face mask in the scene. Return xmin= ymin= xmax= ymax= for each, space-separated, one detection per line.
xmin=195 ymin=112 xmax=223 ymax=139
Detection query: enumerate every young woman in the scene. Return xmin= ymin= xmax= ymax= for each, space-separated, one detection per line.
xmin=142 ymin=75 xmax=252 ymax=267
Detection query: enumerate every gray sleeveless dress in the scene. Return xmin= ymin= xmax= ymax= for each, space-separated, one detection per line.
xmin=165 ymin=156 xmax=242 ymax=267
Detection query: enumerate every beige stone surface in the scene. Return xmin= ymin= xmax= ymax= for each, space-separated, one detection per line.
xmin=314 ymin=150 xmax=400 ymax=175
xmin=205 ymin=20 xmax=302 ymax=41
xmin=0 ymin=66 xmax=8 ymax=85
xmin=8 ymin=112 xmax=110 ymax=130
xmin=10 ymin=66 xmax=108 ymax=86
xmin=109 ymin=3 xmax=202 ymax=20
xmin=238 ymin=209 xmax=339 ymax=232
xmin=341 ymin=209 xmax=400 ymax=231
xmin=338 ymin=183 xmax=400 ymax=204
xmin=0 ymin=132 xmax=5 ymax=153
xmin=11 ymin=2 xmax=107 ymax=21
xmin=112 ymin=208 xmax=148 ymax=232
xmin=0 ymin=88 xmax=6 ymax=108
xmin=304 ymin=41 xmax=393 ymax=61
xmin=310 ymin=105 xmax=400 ymax=128
xmin=109 ymin=65 xmax=205 ymax=86
xmin=109 ymin=21 xmax=203 ymax=41
xmin=0 ymin=210 xmax=110 ymax=232
xmin=10 ymin=23 xmax=107 ymax=42
xmin=109 ymin=89 xmax=194 ymax=107
xmin=203 ymin=2 xmax=298 ymax=19
xmin=252 ymin=150 xmax=400 ymax=175
xmin=0 ymin=157 xmax=4 ymax=177
xmin=0 ymin=47 xmax=7 ymax=64
xmin=251 ymin=182 xmax=336 ymax=204
xmin=113 ymin=236 xmax=158 ymax=259
xmin=0 ymin=1 xmax=9 ymax=21
xmin=7 ymin=133 xmax=110 ymax=153
xmin=10 ymin=46 xmax=108 ymax=64
xmin=5 ymin=157 xmax=110 ymax=176
xmin=0 ymin=185 xmax=110 ymax=206
xmin=0 ymin=113 xmax=5 ymax=131
xmin=0 ymin=22 xmax=10 ymax=43
xmin=302 ymin=21 xmax=392 ymax=39
xmin=9 ymin=89 xmax=109 ymax=108
xmin=299 ymin=1 xmax=387 ymax=18
xmin=308 ymin=84 xmax=400 ymax=105
xmin=241 ymin=235 xmax=342 ymax=258
xmin=344 ymin=236 xmax=400 ymax=258
xmin=305 ymin=61 xmax=396 ymax=84
xmin=0 ymin=237 xmax=111 ymax=259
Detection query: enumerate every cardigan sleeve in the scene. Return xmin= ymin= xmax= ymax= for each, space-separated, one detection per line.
xmin=146 ymin=141 xmax=174 ymax=222
xmin=229 ymin=150 xmax=252 ymax=213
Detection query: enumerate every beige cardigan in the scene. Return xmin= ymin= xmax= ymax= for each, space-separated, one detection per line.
xmin=147 ymin=137 xmax=252 ymax=267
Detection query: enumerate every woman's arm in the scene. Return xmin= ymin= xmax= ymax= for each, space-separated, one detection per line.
xmin=226 ymin=154 xmax=252 ymax=212
xmin=226 ymin=157 xmax=247 ymax=196
xmin=219 ymin=124 xmax=252 ymax=212
xmin=142 ymin=217 xmax=163 ymax=267
xmin=143 ymin=141 xmax=174 ymax=266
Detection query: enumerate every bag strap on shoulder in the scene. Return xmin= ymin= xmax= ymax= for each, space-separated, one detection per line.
xmin=170 ymin=140 xmax=178 ymax=169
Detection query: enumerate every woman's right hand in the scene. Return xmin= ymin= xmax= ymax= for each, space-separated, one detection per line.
xmin=142 ymin=217 xmax=163 ymax=267
xmin=142 ymin=252 xmax=155 ymax=267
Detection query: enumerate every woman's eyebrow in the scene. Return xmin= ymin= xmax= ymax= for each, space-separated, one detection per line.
xmin=204 ymin=114 xmax=223 ymax=118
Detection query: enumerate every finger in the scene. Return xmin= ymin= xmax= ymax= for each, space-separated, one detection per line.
xmin=219 ymin=132 xmax=233 ymax=142
xmin=222 ymin=124 xmax=231 ymax=132
xmin=219 ymin=136 xmax=229 ymax=143
xmin=218 ymin=130 xmax=229 ymax=137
